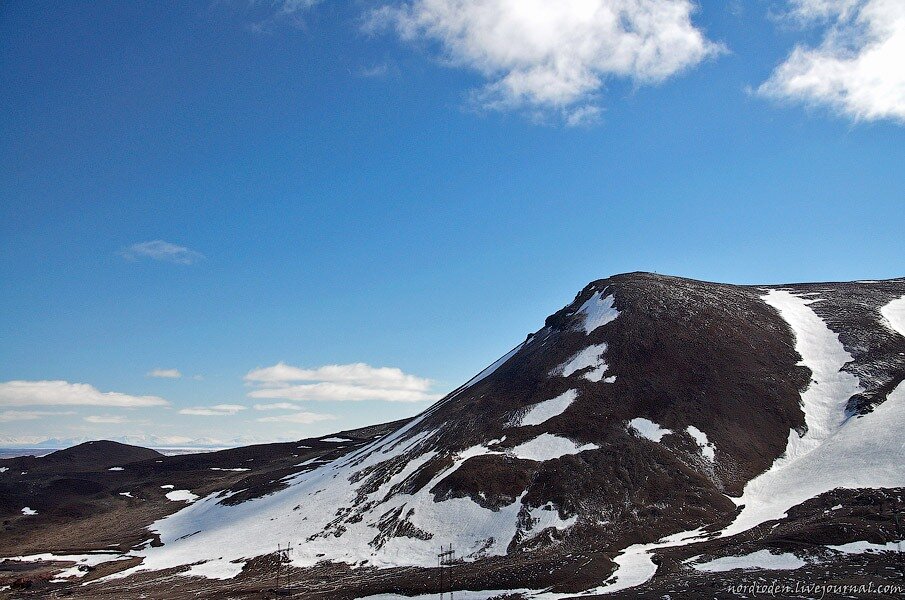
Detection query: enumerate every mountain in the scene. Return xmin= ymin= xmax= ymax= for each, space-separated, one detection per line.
xmin=2 ymin=272 xmax=904 ymax=599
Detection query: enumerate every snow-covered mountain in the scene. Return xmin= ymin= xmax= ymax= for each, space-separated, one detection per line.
xmin=7 ymin=273 xmax=905 ymax=598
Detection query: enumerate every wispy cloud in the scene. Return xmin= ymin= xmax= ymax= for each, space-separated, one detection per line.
xmin=0 ymin=410 xmax=76 ymax=423
xmin=245 ymin=362 xmax=443 ymax=403
xmin=358 ymin=62 xmax=392 ymax=78
xmin=366 ymin=0 xmax=722 ymax=125
xmin=84 ymin=415 xmax=130 ymax=424
xmin=121 ymin=240 xmax=205 ymax=265
xmin=147 ymin=368 xmax=182 ymax=379
xmin=253 ymin=402 xmax=305 ymax=410
xmin=0 ymin=381 xmax=169 ymax=407
xmin=759 ymin=0 xmax=905 ymax=123
xmin=256 ymin=411 xmax=336 ymax=424
xmin=249 ymin=0 xmax=324 ymax=33
xmin=178 ymin=404 xmax=246 ymax=416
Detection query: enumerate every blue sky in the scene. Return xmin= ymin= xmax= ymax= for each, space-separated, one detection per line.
xmin=1 ymin=0 xmax=903 ymax=446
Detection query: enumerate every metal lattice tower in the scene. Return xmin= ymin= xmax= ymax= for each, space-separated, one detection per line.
xmin=276 ymin=542 xmax=294 ymax=597
xmin=437 ymin=544 xmax=455 ymax=600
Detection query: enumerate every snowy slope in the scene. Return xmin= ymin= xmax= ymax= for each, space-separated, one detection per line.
xmin=723 ymin=291 xmax=904 ymax=536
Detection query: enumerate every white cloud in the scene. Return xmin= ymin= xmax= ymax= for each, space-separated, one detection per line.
xmin=0 ymin=380 xmax=169 ymax=407
xmin=368 ymin=0 xmax=721 ymax=123
xmin=245 ymin=362 xmax=432 ymax=390
xmin=0 ymin=410 xmax=76 ymax=423
xmin=147 ymin=368 xmax=182 ymax=379
xmin=245 ymin=362 xmax=443 ymax=403
xmin=253 ymin=402 xmax=305 ymax=410
xmin=759 ymin=0 xmax=905 ymax=123
xmin=256 ymin=411 xmax=337 ymax=424
xmin=179 ymin=404 xmax=246 ymax=416
xmin=84 ymin=415 xmax=130 ymax=424
xmin=121 ymin=240 xmax=205 ymax=265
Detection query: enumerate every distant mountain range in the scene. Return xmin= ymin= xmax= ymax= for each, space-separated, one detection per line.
xmin=0 ymin=434 xmax=287 ymax=449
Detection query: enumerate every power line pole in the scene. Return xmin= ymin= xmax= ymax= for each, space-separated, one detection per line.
xmin=275 ymin=542 xmax=294 ymax=597
xmin=438 ymin=544 xmax=455 ymax=600
xmin=893 ymin=498 xmax=903 ymax=581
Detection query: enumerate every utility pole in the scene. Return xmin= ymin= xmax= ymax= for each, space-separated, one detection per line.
xmin=438 ymin=544 xmax=455 ymax=600
xmin=276 ymin=543 xmax=281 ymax=595
xmin=275 ymin=542 xmax=294 ymax=597
xmin=894 ymin=498 xmax=903 ymax=581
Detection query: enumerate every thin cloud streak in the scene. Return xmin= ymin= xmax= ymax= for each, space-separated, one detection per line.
xmin=256 ymin=411 xmax=336 ymax=424
xmin=148 ymin=368 xmax=182 ymax=379
xmin=179 ymin=404 xmax=247 ymax=416
xmin=121 ymin=240 xmax=204 ymax=265
xmin=0 ymin=410 xmax=77 ymax=423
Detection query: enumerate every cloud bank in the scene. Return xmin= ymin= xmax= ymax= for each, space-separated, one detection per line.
xmin=0 ymin=381 xmax=169 ymax=407
xmin=368 ymin=0 xmax=721 ymax=123
xmin=759 ymin=0 xmax=905 ymax=123
xmin=246 ymin=362 xmax=443 ymax=402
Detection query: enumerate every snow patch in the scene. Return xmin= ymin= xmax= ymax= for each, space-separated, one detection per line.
xmin=108 ymin=467 xmax=124 ymax=471
xmin=588 ymin=528 xmax=706 ymax=595
xmin=828 ymin=540 xmax=903 ymax=554
xmin=691 ymin=549 xmax=805 ymax=572
xmin=181 ymin=558 xmax=246 ymax=579
xmin=20 ymin=507 xmax=36 ymax=515
xmin=576 ymin=291 xmax=619 ymax=334
xmin=321 ymin=437 xmax=352 ymax=443
xmin=509 ymin=434 xmax=598 ymax=461
xmin=165 ymin=490 xmax=199 ymax=503
xmin=119 ymin=492 xmax=133 ymax=498
xmin=552 ymin=344 xmax=609 ymax=382
xmin=628 ymin=418 xmax=671 ymax=442
xmin=160 ymin=484 xmax=174 ymax=489
xmin=525 ymin=503 xmax=577 ymax=538
xmin=0 ymin=467 xmax=8 ymax=473
xmin=209 ymin=467 xmax=251 ymax=472
xmin=881 ymin=295 xmax=905 ymax=337
xmin=514 ymin=390 xmax=577 ymax=427
xmin=686 ymin=426 xmax=715 ymax=461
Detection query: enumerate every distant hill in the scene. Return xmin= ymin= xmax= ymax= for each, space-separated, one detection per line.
xmin=38 ymin=441 xmax=163 ymax=472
